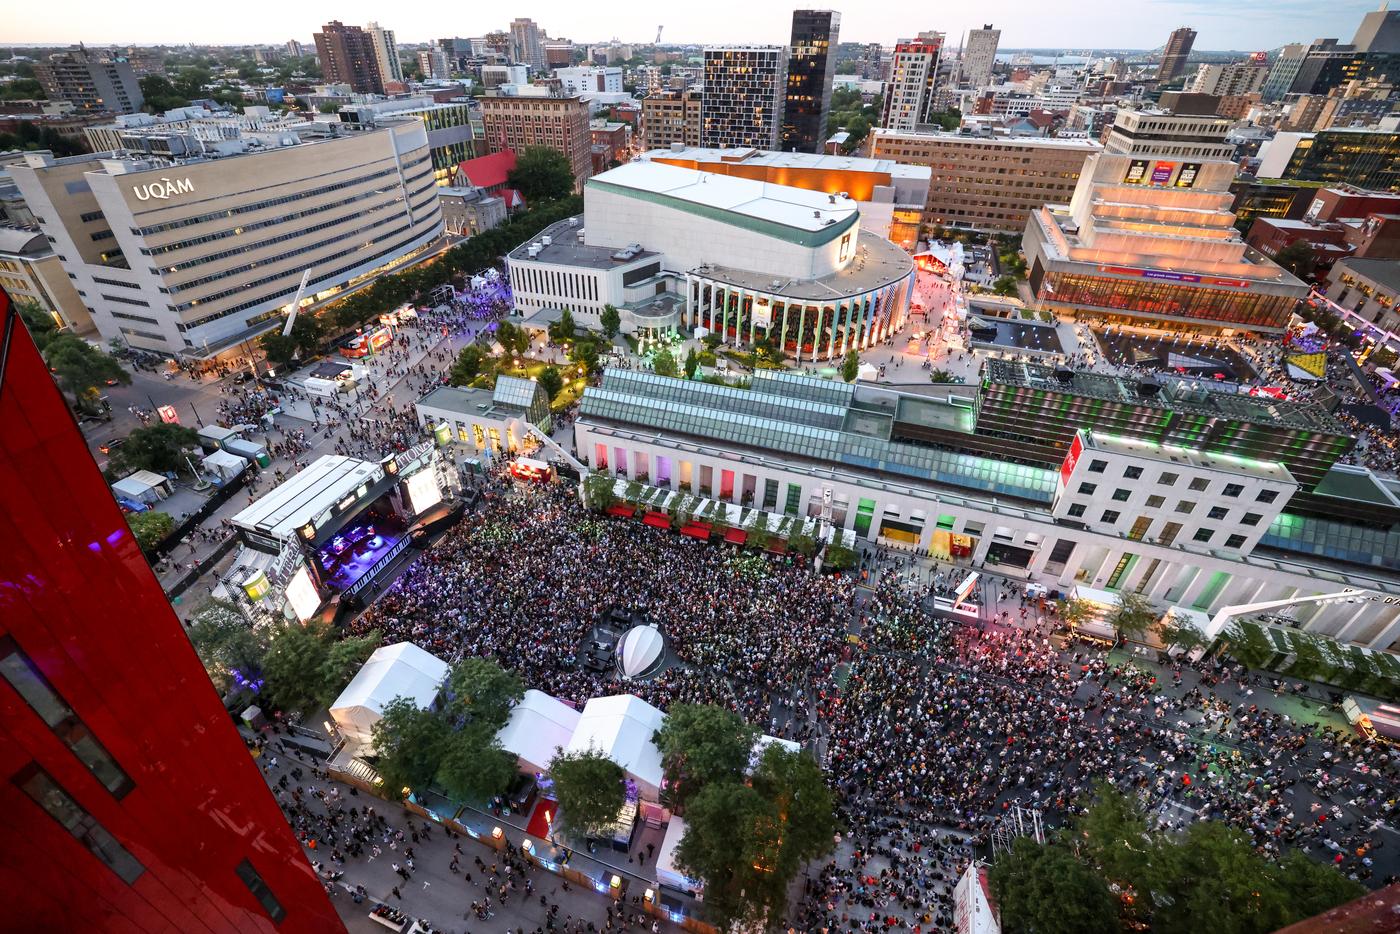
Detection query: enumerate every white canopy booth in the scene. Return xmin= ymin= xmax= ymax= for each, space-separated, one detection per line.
xmin=497 ymin=689 xmax=582 ymax=774
xmin=329 ymin=642 xmax=449 ymax=751
xmin=202 ymin=448 xmax=249 ymax=482
xmin=565 ymin=694 xmax=666 ymax=802
xmin=655 ymin=817 xmax=703 ymax=897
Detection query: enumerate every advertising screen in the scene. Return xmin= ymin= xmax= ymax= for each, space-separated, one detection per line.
xmin=407 ymin=469 xmax=443 ymax=515
xmin=1150 ymin=161 xmax=1176 ymax=186
xmin=1175 ymin=162 xmax=1201 ymax=189
xmin=1123 ymin=159 xmax=1150 ymax=184
xmin=284 ymin=566 xmax=321 ymax=623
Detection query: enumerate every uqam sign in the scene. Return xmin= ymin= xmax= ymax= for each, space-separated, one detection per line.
xmin=132 ymin=177 xmax=193 ymax=201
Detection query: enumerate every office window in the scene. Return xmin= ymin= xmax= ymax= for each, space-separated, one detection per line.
xmin=1067 ymin=503 xmax=1086 ymax=517
xmin=1225 ymin=534 xmax=1247 ymax=549
xmin=236 ymin=859 xmax=286 ymax=923
xmin=0 ymin=638 xmax=133 ymax=798
xmin=1193 ymin=527 xmax=1214 ymax=543
xmin=1257 ymin=489 xmax=1279 ymax=503
xmin=1188 ymin=477 xmax=1210 ymax=492
xmin=1175 ymin=500 xmax=1195 ymax=514
xmin=1112 ymin=489 xmax=1131 ymax=502
xmin=1087 ymin=459 xmax=1107 ymax=474
xmin=1207 ymin=506 xmax=1229 ymax=520
xmin=1101 ymin=509 xmax=1121 ymax=524
xmin=1123 ymin=465 xmax=1143 ymax=479
xmin=1078 ymin=482 xmax=1097 ymax=495
xmin=15 ymin=766 xmax=144 ymax=884
xmin=1158 ymin=472 xmax=1178 ymax=486
xmin=1146 ymin=495 xmax=1165 ymax=508
xmin=1241 ymin=512 xmax=1262 ymax=527
xmin=1222 ymin=483 xmax=1244 ymax=498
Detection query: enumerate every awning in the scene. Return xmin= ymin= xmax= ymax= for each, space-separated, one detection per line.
xmin=606 ymin=504 xmax=636 ymax=518
xmin=680 ymin=524 xmax=710 ymax=540
xmin=723 ymin=528 xmax=748 ymax=545
xmin=643 ymin=512 xmax=671 ymax=529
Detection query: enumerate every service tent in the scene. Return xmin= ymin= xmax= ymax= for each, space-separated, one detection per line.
xmin=655 ymin=817 xmax=703 ymax=895
xmin=202 ymin=448 xmax=249 ymax=481
xmin=329 ymin=642 xmax=449 ymax=751
xmin=565 ymin=694 xmax=666 ymax=801
xmin=497 ymin=689 xmax=581 ymax=774
xmin=112 ymin=473 xmax=163 ymax=505
xmin=857 ymin=362 xmax=879 ymax=382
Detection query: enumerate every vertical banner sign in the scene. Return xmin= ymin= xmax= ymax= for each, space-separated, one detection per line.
xmin=1175 ymin=162 xmax=1201 ymax=188
xmin=1060 ymin=432 xmax=1084 ymax=486
xmin=1123 ymin=159 xmax=1150 ymax=184
xmin=1150 ymin=161 xmax=1176 ymax=186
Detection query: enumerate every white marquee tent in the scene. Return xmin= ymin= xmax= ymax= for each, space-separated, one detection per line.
xmin=330 ymin=642 xmax=449 ymax=751
xmin=565 ymin=694 xmax=667 ymax=801
xmin=497 ymin=689 xmax=582 ymax=774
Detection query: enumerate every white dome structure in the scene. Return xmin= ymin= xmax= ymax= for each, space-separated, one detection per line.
xmin=617 ymin=624 xmax=665 ymax=679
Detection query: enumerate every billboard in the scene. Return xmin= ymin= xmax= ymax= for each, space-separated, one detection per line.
xmin=1123 ymin=159 xmax=1150 ymax=185
xmin=1060 ymin=432 xmax=1084 ymax=486
xmin=1174 ymin=162 xmax=1201 ymax=188
xmin=284 ymin=566 xmax=321 ymax=623
xmin=1150 ymin=161 xmax=1176 ymax=186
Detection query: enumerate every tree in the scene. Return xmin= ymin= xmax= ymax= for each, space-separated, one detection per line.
xmin=676 ymin=746 xmax=836 ymax=930
xmin=1074 ymin=781 xmax=1152 ymax=887
xmin=105 ymin=423 xmax=201 ymax=477
xmin=42 ymin=332 xmax=129 ymax=406
xmin=1225 ymin=621 xmax=1277 ymax=671
xmin=548 ymin=747 xmax=626 ymax=837
xmin=599 ymin=304 xmax=621 ymax=338
xmin=372 ymin=696 xmax=450 ymax=796
xmin=1056 ymin=597 xmax=1097 ymax=630
xmin=1288 ymin=632 xmax=1328 ymax=683
xmin=15 ymin=298 xmax=57 ymax=350
xmin=824 ymin=543 xmax=857 ymax=570
xmin=652 ymin=347 xmax=678 ymax=377
xmin=185 ymin=598 xmax=268 ymax=695
xmin=549 ymin=308 xmax=577 ymax=343
xmin=436 ymin=724 xmax=517 ymax=802
xmin=495 ymin=320 xmax=529 ymax=356
xmin=127 ymin=510 xmax=173 ymax=552
xmin=448 ymin=344 xmax=488 ymax=386
xmin=537 ymin=364 xmax=564 ymax=400
xmin=989 ymin=837 xmax=1119 ymax=934
xmin=571 ymin=339 xmax=601 ymax=376
xmin=1109 ymin=590 xmax=1156 ymax=644
xmin=1155 ymin=614 xmax=1207 ymax=654
xmin=1274 ymin=239 xmax=1317 ymax=280
xmin=260 ymin=311 xmax=325 ymax=365
xmin=139 ymin=75 xmax=190 ymax=111
xmin=260 ymin=621 xmax=379 ymax=716
xmin=443 ymin=657 xmax=524 ymax=730
xmin=992 ymin=275 xmax=1019 ymax=296
xmin=840 ymin=348 xmax=860 ymax=383
xmin=508 ymin=146 xmax=576 ymax=202
xmin=1138 ymin=821 xmax=1295 ymax=934
xmin=684 ymin=347 xmax=699 ymax=379
xmin=652 ymin=703 xmax=758 ymax=809
xmin=1272 ymin=850 xmax=1366 ymax=922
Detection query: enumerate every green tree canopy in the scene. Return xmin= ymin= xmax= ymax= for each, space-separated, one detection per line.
xmin=495 ymin=320 xmax=529 ymax=356
xmin=449 ymin=344 xmax=488 ymax=385
xmin=599 ymin=304 xmax=621 ymax=338
xmin=549 ymin=307 xmax=577 ymax=343
xmin=140 ymin=75 xmax=190 ymax=111
xmin=260 ymin=621 xmax=379 ymax=716
xmin=372 ymin=696 xmax=450 ymax=795
xmin=508 ymin=146 xmax=577 ymax=202
xmin=549 ymin=747 xmax=626 ymax=837
xmin=127 ymin=510 xmax=173 ymax=552
xmin=1224 ymin=621 xmax=1276 ymax=670
xmin=841 ymin=348 xmax=860 ymax=383
xmin=1056 ymin=597 xmax=1098 ymax=628
xmin=992 ymin=275 xmax=1019 ymax=296
xmin=259 ymin=311 xmax=325 ymax=365
xmin=1110 ymin=591 xmax=1156 ymax=643
xmin=570 ymin=339 xmax=601 ymax=375
xmin=652 ymin=347 xmax=678 ymax=377
xmin=16 ymin=298 xmax=57 ymax=350
xmin=684 ymin=347 xmax=699 ymax=379
xmin=42 ymin=332 xmax=129 ymax=402
xmin=651 ymin=703 xmax=758 ymax=808
xmin=1274 ymin=239 xmax=1317 ymax=280
xmin=185 ymin=598 xmax=268 ymax=694
xmin=537 ymin=365 xmax=564 ymax=400
xmin=106 ymin=423 xmax=201 ymax=477
xmin=436 ymin=723 xmax=517 ymax=802
xmin=1154 ymin=613 xmax=1207 ymax=653
xmin=444 ymin=657 xmax=524 ymax=730
xmin=989 ymin=837 xmax=1120 ymax=934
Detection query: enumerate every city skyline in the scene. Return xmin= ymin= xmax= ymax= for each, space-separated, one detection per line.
xmin=4 ymin=0 xmax=1381 ymax=52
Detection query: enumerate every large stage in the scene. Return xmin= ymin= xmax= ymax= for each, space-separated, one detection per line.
xmin=314 ymin=505 xmax=408 ymax=595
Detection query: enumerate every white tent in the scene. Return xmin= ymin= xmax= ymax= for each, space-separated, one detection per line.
xmin=202 ymin=448 xmax=248 ymax=481
xmin=565 ymin=694 xmax=666 ymax=801
xmin=856 ymin=362 xmax=879 ymax=383
xmin=617 ymin=624 xmax=664 ymax=679
xmin=329 ymin=642 xmax=449 ymax=751
xmin=655 ymin=817 xmax=703 ymax=896
xmin=111 ymin=472 xmax=166 ymax=505
xmin=748 ymin=733 xmax=801 ymax=773
xmin=497 ymin=690 xmax=581 ymax=774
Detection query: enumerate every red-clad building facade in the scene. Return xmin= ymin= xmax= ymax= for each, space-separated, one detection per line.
xmin=0 ymin=289 xmax=343 ymax=933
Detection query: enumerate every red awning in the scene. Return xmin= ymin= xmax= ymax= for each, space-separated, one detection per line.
xmin=605 ymin=504 xmax=636 ymax=518
xmin=643 ymin=512 xmax=671 ymax=529
xmin=765 ymin=539 xmax=788 ymax=554
xmin=680 ymin=524 xmax=710 ymax=540
xmin=723 ymin=528 xmax=748 ymax=545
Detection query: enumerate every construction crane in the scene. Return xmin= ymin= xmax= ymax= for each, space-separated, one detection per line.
xmin=656 ymin=25 xmax=663 ymax=45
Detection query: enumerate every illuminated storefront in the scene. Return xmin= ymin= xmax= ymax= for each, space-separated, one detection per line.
xmin=1032 ymin=268 xmax=1299 ymax=331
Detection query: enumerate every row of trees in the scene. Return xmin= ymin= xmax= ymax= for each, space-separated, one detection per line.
xmin=990 ymin=783 xmax=1364 ymax=934
xmin=17 ymin=300 xmax=130 ymax=415
xmin=1056 ymin=590 xmax=1210 ymax=652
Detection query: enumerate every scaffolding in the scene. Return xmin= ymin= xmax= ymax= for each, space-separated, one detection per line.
xmin=989 ymin=805 xmax=1044 ymax=858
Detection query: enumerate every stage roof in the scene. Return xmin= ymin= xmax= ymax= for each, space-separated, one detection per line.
xmin=231 ymin=455 xmax=383 ymax=540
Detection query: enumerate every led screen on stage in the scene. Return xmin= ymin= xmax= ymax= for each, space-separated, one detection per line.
xmin=284 ymin=566 xmax=321 ymax=623
xmin=407 ymin=470 xmax=443 ymax=515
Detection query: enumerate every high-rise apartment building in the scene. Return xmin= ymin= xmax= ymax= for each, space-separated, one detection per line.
xmin=510 ymin=18 xmax=547 ymax=73
xmin=478 ymin=92 xmax=593 ymax=189
xmin=880 ymin=35 xmax=944 ymax=132
xmin=961 ymin=25 xmax=1001 ymax=87
xmin=1188 ymin=60 xmax=1268 ymax=97
xmin=1352 ymin=7 xmax=1400 ymax=52
xmin=33 ymin=49 xmax=143 ymax=114
xmin=366 ymin=22 xmax=403 ymax=85
xmin=1157 ymin=27 xmax=1197 ymax=83
xmin=782 ymin=10 xmax=841 ymax=154
xmin=868 ymin=129 xmax=1099 ymax=233
xmin=418 ymin=49 xmax=451 ymax=80
xmin=313 ymin=21 xmax=384 ymax=95
xmin=1262 ymin=43 xmax=1310 ymax=101
xmin=0 ymin=290 xmax=345 ymax=933
xmin=642 ymin=89 xmax=702 ymax=149
xmin=701 ymin=47 xmax=789 ymax=149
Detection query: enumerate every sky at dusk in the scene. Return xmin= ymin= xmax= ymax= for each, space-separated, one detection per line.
xmin=5 ymin=0 xmax=1373 ymax=51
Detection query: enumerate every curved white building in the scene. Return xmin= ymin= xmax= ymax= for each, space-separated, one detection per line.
xmin=507 ymin=161 xmax=914 ymax=361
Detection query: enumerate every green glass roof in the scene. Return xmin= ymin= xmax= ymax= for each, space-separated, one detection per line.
xmin=1261 ymin=512 xmax=1400 ymax=571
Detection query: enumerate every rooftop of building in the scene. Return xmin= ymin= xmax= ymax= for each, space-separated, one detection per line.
xmin=0 ymin=227 xmax=49 ymax=256
xmin=870 ymin=127 xmax=1104 ymax=149
xmin=983 ymin=359 xmax=1352 ymax=435
xmin=506 ymin=217 xmax=660 ymax=270
xmin=418 ymin=374 xmax=546 ymax=420
xmin=588 ymin=161 xmax=858 ymax=237
xmin=641 ymin=146 xmax=932 ymax=181
xmin=698 ymin=227 xmax=914 ymax=298
xmin=1333 ymin=256 xmax=1400 ymax=292
xmin=230 ymin=454 xmax=383 ymax=539
xmin=1080 ymin=429 xmax=1297 ymax=485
